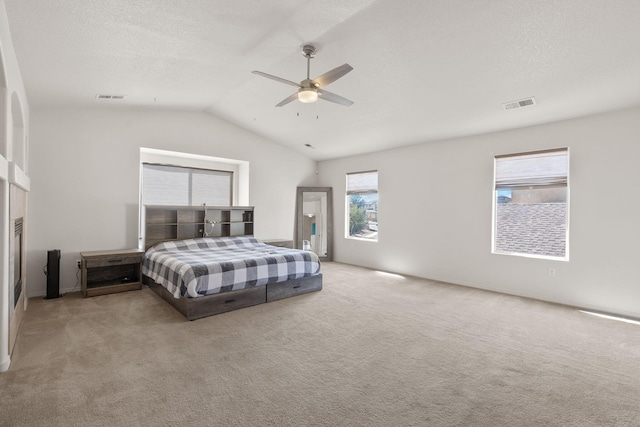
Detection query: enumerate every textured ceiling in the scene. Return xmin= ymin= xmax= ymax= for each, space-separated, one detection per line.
xmin=4 ymin=0 xmax=640 ymax=160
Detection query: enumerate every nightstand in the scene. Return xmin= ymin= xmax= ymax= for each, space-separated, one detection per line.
xmin=80 ymin=249 xmax=144 ymax=297
xmin=262 ymin=239 xmax=294 ymax=249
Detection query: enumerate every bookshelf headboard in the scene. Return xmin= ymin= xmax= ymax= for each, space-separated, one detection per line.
xmin=143 ymin=206 xmax=254 ymax=250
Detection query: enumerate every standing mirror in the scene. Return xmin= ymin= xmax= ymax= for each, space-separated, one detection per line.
xmin=296 ymin=187 xmax=333 ymax=261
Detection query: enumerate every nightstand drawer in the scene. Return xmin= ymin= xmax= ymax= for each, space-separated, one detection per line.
xmin=84 ymin=255 xmax=142 ymax=268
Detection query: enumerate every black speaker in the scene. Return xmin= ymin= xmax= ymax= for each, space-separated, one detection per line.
xmin=45 ymin=249 xmax=61 ymax=299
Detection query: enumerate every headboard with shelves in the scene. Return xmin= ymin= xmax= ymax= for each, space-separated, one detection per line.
xmin=144 ymin=205 xmax=254 ymax=250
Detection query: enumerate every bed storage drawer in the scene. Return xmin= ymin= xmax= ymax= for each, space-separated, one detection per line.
xmin=197 ymin=286 xmax=267 ymax=317
xmin=145 ymin=273 xmax=322 ymax=320
xmin=266 ymin=274 xmax=322 ymax=302
xmin=146 ymin=280 xmax=267 ymax=321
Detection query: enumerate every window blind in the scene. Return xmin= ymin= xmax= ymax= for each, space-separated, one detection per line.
xmin=142 ymin=164 xmax=232 ymax=206
xmin=495 ymin=149 xmax=568 ymax=189
xmin=346 ymin=171 xmax=378 ymax=194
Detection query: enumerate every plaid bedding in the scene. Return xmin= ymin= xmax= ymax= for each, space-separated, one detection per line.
xmin=143 ymin=236 xmax=321 ymax=299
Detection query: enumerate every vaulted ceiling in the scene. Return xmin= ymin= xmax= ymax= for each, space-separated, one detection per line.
xmin=4 ymin=0 xmax=640 ymax=160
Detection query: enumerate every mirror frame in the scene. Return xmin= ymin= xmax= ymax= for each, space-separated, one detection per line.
xmin=296 ymin=187 xmax=333 ymax=261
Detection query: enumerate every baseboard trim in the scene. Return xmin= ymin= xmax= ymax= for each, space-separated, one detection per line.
xmin=0 ymin=356 xmax=10 ymax=372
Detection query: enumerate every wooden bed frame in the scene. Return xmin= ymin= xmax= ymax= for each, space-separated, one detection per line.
xmin=143 ymin=274 xmax=322 ymax=321
xmin=143 ymin=205 xmax=322 ymax=320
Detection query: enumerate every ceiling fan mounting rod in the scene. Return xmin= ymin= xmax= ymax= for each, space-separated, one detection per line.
xmin=302 ymin=44 xmax=316 ymax=81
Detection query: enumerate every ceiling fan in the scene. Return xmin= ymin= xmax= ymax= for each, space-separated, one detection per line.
xmin=252 ymin=44 xmax=354 ymax=107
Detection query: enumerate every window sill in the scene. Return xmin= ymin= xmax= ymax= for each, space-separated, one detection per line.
xmin=492 ymin=250 xmax=568 ymax=262
xmin=346 ymin=236 xmax=378 ymax=243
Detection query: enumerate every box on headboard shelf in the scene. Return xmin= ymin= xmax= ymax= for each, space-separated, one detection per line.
xmin=144 ymin=206 xmax=254 ymax=250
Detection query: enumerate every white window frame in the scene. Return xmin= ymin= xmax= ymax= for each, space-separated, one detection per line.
xmin=492 ymin=148 xmax=570 ymax=261
xmin=138 ymin=148 xmax=249 ymax=249
xmin=346 ymin=170 xmax=378 ymax=242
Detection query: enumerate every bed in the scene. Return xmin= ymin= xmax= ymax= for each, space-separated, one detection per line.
xmin=142 ymin=236 xmax=322 ymax=320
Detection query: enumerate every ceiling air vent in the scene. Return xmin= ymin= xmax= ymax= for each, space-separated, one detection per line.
xmin=502 ymin=97 xmax=536 ymax=111
xmin=95 ymin=94 xmax=126 ymax=100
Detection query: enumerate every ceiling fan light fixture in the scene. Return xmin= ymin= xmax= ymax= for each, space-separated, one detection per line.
xmin=298 ymin=88 xmax=318 ymax=103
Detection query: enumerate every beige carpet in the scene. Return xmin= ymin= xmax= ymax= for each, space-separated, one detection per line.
xmin=2 ymin=262 xmax=640 ymax=426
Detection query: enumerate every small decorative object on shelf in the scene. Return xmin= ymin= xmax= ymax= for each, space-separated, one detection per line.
xmin=80 ymin=249 xmax=144 ymax=297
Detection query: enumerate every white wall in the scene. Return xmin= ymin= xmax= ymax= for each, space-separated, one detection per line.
xmin=27 ymin=107 xmax=318 ymax=297
xmin=318 ymin=106 xmax=640 ymax=319
xmin=1 ymin=0 xmax=30 ymax=372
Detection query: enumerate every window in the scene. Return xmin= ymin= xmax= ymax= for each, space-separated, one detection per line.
xmin=346 ymin=171 xmax=378 ymax=241
xmin=142 ymin=164 xmax=232 ymax=206
xmin=493 ymin=148 xmax=569 ymax=259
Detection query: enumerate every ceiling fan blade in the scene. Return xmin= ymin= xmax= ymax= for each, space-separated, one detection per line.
xmin=312 ymin=63 xmax=353 ymax=88
xmin=275 ymin=92 xmax=299 ymax=107
xmin=317 ymin=88 xmax=353 ymax=106
xmin=251 ymin=70 xmax=301 ymax=88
